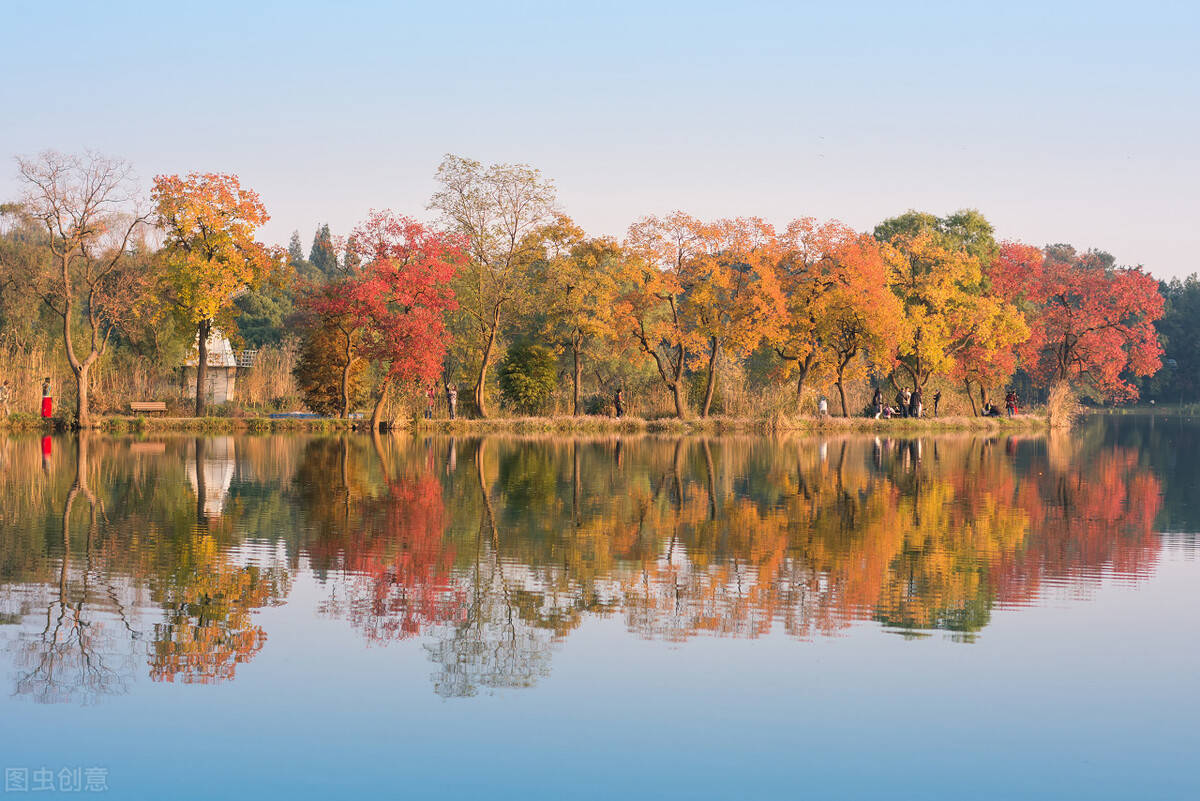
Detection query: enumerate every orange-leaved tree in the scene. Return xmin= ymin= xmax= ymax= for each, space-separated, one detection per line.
xmin=772 ymin=218 xmax=864 ymax=411
xmin=152 ymin=173 xmax=287 ymax=416
xmin=685 ymin=217 xmax=785 ymax=417
xmin=881 ymin=230 xmax=1027 ymax=396
xmin=619 ymin=212 xmax=704 ymax=418
xmin=818 ymin=234 xmax=906 ymax=416
xmin=946 ymin=240 xmax=1040 ymax=414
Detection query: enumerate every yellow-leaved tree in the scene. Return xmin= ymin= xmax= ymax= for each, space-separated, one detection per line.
xmin=533 ymin=214 xmax=623 ymax=415
xmin=874 ymin=210 xmax=1029 ymax=409
xmin=152 ymin=173 xmax=287 ymax=415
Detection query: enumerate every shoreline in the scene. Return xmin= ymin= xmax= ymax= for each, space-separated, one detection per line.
xmin=415 ymin=414 xmax=1048 ymax=435
xmin=0 ymin=412 xmax=1050 ymax=435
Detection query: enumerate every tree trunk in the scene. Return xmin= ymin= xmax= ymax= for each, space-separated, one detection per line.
xmin=701 ymin=337 xmax=720 ymax=418
xmin=74 ymin=363 xmax=90 ymax=429
xmin=474 ymin=360 xmax=490 ymax=419
xmin=671 ymin=380 xmax=687 ymax=419
xmin=835 ymin=354 xmax=854 ymax=417
xmin=965 ymin=379 xmax=979 ymax=416
xmin=794 ymin=358 xmax=812 ymax=415
xmin=340 ymin=357 xmax=353 ymax=419
xmin=474 ymin=335 xmax=495 ymax=420
xmin=475 ymin=309 xmax=501 ymax=419
xmin=195 ymin=319 xmax=210 ymax=417
xmin=370 ymin=378 xmax=391 ymax=431
xmin=60 ymin=289 xmax=88 ymax=428
xmin=572 ymin=341 xmax=582 ymax=416
xmin=194 ymin=436 xmax=207 ymax=524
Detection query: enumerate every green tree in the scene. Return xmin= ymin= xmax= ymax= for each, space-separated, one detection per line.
xmin=310 ymin=223 xmax=338 ymax=277
xmin=429 ymin=154 xmax=556 ymax=418
xmin=1148 ymin=275 xmax=1200 ymax=403
xmin=287 ymin=230 xmax=304 ymax=264
xmin=233 ymin=288 xmax=293 ymax=348
xmin=874 ymin=208 xmax=999 ymax=267
xmin=499 ymin=342 xmax=557 ymax=415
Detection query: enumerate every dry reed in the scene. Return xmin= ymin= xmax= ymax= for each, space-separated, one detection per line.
xmin=1046 ymin=382 xmax=1081 ymax=430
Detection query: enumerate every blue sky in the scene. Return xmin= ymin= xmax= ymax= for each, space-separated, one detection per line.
xmin=2 ymin=0 xmax=1197 ymax=277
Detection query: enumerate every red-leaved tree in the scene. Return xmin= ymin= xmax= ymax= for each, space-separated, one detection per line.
xmin=299 ymin=211 xmax=463 ymax=424
xmin=994 ymin=242 xmax=1163 ymax=401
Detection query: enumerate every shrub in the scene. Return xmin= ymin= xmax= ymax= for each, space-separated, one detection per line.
xmin=498 ymin=343 xmax=557 ymax=415
xmin=583 ymin=393 xmax=615 ymax=416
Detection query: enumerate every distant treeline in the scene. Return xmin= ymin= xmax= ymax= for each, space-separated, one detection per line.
xmin=0 ymin=151 xmax=1187 ymax=425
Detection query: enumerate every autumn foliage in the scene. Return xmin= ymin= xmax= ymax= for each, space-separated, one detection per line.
xmin=294 ymin=210 xmax=463 ymax=420
xmin=993 ymin=243 xmax=1163 ymax=400
xmin=7 ymin=150 xmax=1170 ymax=422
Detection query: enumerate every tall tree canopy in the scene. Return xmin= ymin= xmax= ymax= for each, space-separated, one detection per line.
xmin=429 ymin=154 xmax=556 ymax=418
xmin=532 ymin=215 xmax=622 ymax=415
xmin=685 ymin=217 xmax=785 ymax=417
xmin=620 ymin=212 xmax=702 ymax=418
xmin=14 ymin=151 xmax=151 ymax=426
xmin=995 ymin=243 xmax=1163 ymax=401
xmin=296 ymin=210 xmax=462 ymax=424
xmin=152 ymin=172 xmax=287 ymax=415
xmin=874 ymin=208 xmax=999 ymax=267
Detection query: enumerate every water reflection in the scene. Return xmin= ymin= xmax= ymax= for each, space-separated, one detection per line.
xmin=0 ymin=421 xmax=1172 ymax=702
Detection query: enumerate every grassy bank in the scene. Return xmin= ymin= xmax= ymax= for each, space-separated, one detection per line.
xmin=0 ymin=413 xmax=58 ymax=432
xmin=0 ymin=412 xmax=1049 ymax=435
xmin=96 ymin=416 xmax=363 ymax=433
xmin=416 ymin=413 xmax=1048 ymax=436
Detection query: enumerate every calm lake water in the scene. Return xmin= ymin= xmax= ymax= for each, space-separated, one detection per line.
xmin=0 ymin=415 xmax=1196 ymax=800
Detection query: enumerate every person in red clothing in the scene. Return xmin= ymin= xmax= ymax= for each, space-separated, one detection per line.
xmin=1004 ymin=390 xmax=1018 ymax=417
xmin=40 ymin=377 xmax=52 ymax=418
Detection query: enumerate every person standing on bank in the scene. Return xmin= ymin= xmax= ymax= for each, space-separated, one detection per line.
xmin=1005 ymin=390 xmax=1018 ymax=417
xmin=446 ymin=384 xmax=458 ymax=420
xmin=614 ymin=387 xmax=625 ymax=418
xmin=40 ymin=377 xmax=52 ymax=419
xmin=872 ymin=387 xmax=884 ymax=419
xmin=0 ymin=379 xmax=10 ymax=417
xmin=910 ymin=387 xmax=923 ymax=419
xmin=818 ymin=396 xmax=829 ymax=417
xmin=932 ymin=389 xmax=941 ymax=417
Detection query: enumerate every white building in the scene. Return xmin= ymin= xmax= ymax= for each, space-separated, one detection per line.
xmin=183 ymin=328 xmax=239 ymax=405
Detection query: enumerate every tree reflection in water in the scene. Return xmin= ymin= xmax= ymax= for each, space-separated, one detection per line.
xmin=0 ymin=426 xmax=1166 ymax=702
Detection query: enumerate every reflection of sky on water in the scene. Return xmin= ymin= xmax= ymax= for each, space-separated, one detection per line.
xmin=3 ymin=553 xmax=1195 ymax=800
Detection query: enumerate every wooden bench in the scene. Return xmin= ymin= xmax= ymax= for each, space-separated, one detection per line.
xmin=129 ymin=401 xmax=168 ymax=415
